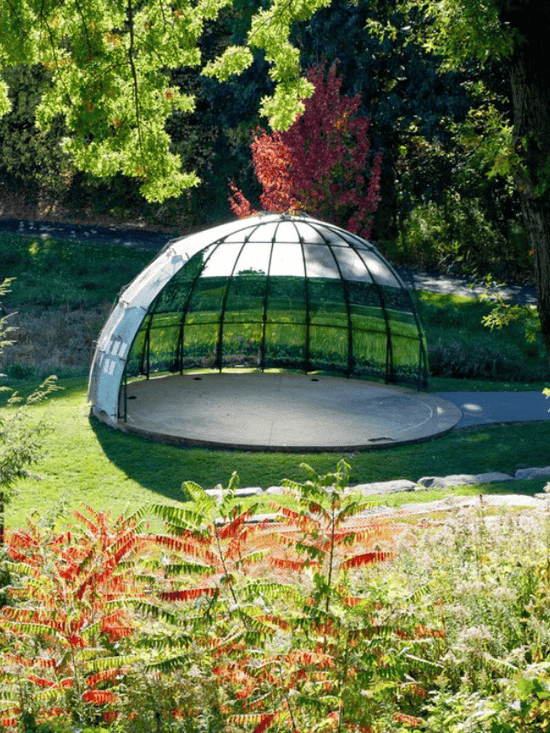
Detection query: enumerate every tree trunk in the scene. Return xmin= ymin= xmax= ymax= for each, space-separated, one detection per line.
xmin=507 ymin=2 xmax=550 ymax=367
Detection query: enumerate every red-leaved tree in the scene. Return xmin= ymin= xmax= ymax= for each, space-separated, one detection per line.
xmin=230 ymin=64 xmax=383 ymax=239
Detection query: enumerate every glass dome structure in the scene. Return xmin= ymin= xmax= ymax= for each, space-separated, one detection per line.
xmin=89 ymin=213 xmax=428 ymax=425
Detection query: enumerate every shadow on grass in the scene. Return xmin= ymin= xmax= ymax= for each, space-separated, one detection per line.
xmin=89 ymin=416 xmax=217 ymax=503
xmin=88 ymin=413 xmax=368 ymax=500
xmin=90 ymin=407 xmax=550 ymax=508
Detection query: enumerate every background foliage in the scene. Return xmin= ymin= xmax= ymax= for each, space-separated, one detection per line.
xmin=0 ymin=0 xmax=530 ymax=286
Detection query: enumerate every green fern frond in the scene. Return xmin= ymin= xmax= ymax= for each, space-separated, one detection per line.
xmin=148 ymin=503 xmax=205 ymax=530
xmin=162 ymin=561 xmax=216 ymax=576
xmin=226 ymin=471 xmax=240 ymax=494
xmin=482 ymin=653 xmax=519 ymax=674
xmin=400 ymin=652 xmax=443 ymax=672
xmin=234 ymin=548 xmax=270 ymax=568
xmin=146 ymin=653 xmax=195 ymax=673
xmin=280 ymin=478 xmax=308 ymax=494
xmin=0 ymin=700 xmax=19 ymax=715
xmin=83 ymin=654 xmax=138 ymax=672
xmin=243 ymin=628 xmax=276 ymax=645
xmin=182 ymin=479 xmax=214 ymax=505
xmin=128 ymin=600 xmax=179 ymax=625
xmin=241 ymin=581 xmax=288 ymax=600
xmin=136 ymin=632 xmax=194 ymax=653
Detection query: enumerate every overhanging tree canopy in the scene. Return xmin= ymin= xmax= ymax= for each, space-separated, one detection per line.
xmin=412 ymin=0 xmax=550 ymax=365
xmin=0 ymin=0 xmax=331 ymax=202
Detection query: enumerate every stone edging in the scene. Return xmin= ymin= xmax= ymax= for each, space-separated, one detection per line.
xmin=204 ymin=466 xmax=550 ymax=517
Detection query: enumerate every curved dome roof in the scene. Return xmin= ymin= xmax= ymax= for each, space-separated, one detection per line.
xmin=89 ymin=213 xmax=428 ymax=425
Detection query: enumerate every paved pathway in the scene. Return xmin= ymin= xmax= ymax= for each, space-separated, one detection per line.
xmin=396 ymin=267 xmax=537 ymax=306
xmin=433 ymin=390 xmax=549 ymax=429
xmin=0 ymin=217 xmax=170 ymax=251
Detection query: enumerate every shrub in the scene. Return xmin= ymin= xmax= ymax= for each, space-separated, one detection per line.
xmin=230 ymin=65 xmax=383 ymax=240
xmin=396 ymin=192 xmax=531 ymax=280
xmin=5 ymin=467 xmax=550 ymax=731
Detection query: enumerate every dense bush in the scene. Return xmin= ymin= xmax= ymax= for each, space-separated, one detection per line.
xmin=3 ymin=464 xmax=550 ymax=731
xmin=391 ymin=192 xmax=532 ymax=281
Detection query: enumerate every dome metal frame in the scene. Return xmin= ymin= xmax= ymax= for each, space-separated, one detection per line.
xmin=89 ymin=213 xmax=428 ymax=426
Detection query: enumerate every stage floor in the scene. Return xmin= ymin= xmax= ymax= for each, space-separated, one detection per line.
xmin=117 ymin=372 xmax=462 ymax=451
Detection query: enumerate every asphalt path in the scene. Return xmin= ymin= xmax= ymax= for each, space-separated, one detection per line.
xmin=433 ymin=390 xmax=549 ymax=429
xmin=0 ymin=217 xmax=170 ymax=251
xmin=0 ymin=216 xmax=537 ymax=305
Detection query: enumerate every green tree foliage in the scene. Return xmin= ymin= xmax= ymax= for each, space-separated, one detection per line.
xmin=287 ymin=0 xmax=526 ymax=267
xmin=0 ymin=67 xmax=69 ymax=193
xmin=394 ymin=0 xmax=550 ymax=364
xmin=0 ymin=0 xmax=334 ymax=203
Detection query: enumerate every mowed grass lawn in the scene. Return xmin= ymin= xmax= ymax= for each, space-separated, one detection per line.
xmin=3 ymin=373 xmax=550 ymax=531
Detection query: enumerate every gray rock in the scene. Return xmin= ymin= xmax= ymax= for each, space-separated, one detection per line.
xmin=356 ymin=505 xmax=398 ymax=517
xmin=265 ymin=486 xmax=285 ymax=495
xmin=482 ymin=494 xmax=544 ymax=508
xmin=204 ymin=486 xmax=262 ymax=498
xmin=475 ymin=472 xmax=514 ymax=484
xmin=418 ymin=472 xmax=513 ymax=489
xmin=350 ymin=480 xmax=419 ymax=495
xmin=418 ymin=474 xmax=480 ymax=489
xmin=515 ymin=466 xmax=550 ymax=480
xmin=399 ymin=493 xmax=544 ymax=514
xmin=400 ymin=496 xmax=478 ymax=513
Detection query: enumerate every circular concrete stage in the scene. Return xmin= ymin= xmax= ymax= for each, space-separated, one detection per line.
xmin=119 ymin=373 xmax=462 ymax=451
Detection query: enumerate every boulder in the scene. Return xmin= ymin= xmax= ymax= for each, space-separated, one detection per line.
xmin=515 ymin=466 xmax=550 ymax=480
xmin=418 ymin=472 xmax=513 ymax=489
xmin=350 ymin=480 xmax=419 ymax=495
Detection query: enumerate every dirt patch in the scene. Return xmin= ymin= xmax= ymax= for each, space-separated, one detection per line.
xmin=0 ymin=303 xmax=112 ymax=376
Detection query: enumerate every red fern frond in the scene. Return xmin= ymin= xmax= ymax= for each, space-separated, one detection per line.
xmin=152 ymin=534 xmax=213 ymax=562
xmin=73 ymin=507 xmax=101 ymax=534
xmin=393 ymin=712 xmax=423 ymax=727
xmin=342 ymin=596 xmax=362 ymax=607
xmin=0 ymin=716 xmax=19 ymax=728
xmin=270 ymin=557 xmax=306 ymax=572
xmin=415 ymin=626 xmax=445 ymax=639
xmin=257 ymin=614 xmax=289 ymax=631
xmin=111 ymin=535 xmax=137 ymax=566
xmin=276 ymin=506 xmax=302 ymax=523
xmin=66 ymin=633 xmax=85 ymax=649
xmin=253 ymin=713 xmax=277 ymax=733
xmin=4 ymin=653 xmax=56 ymax=669
xmin=159 ymin=586 xmax=217 ymax=601
xmin=82 ymin=690 xmax=118 ymax=704
xmin=340 ymin=551 xmax=394 ymax=570
xmin=287 ymin=649 xmax=334 ymax=668
xmin=7 ymin=546 xmax=40 ymax=566
xmin=230 ymin=713 xmax=278 ymax=732
xmin=27 ymin=674 xmax=55 ymax=688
